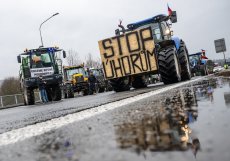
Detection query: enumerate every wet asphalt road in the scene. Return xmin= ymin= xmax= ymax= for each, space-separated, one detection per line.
xmin=0 ymin=76 xmax=230 ymax=161
xmin=0 ymin=83 xmax=165 ymax=134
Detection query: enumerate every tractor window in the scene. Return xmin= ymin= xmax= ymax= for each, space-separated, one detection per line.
xmin=91 ymin=69 xmax=101 ymax=76
xmin=31 ymin=52 xmax=53 ymax=68
xmin=22 ymin=56 xmax=29 ymax=67
xmin=151 ymin=23 xmax=162 ymax=42
xmin=189 ymin=55 xmax=200 ymax=67
xmin=136 ymin=23 xmax=162 ymax=42
xmin=66 ymin=68 xmax=86 ymax=80
xmin=21 ymin=56 xmax=31 ymax=78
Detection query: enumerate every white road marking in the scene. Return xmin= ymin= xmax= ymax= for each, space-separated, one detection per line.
xmin=0 ymin=78 xmax=203 ymax=146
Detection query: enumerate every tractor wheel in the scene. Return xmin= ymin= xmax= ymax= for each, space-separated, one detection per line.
xmin=98 ymin=83 xmax=105 ymax=93
xmin=178 ymin=41 xmax=192 ymax=81
xmin=105 ymin=80 xmax=113 ymax=91
xmin=109 ymin=77 xmax=130 ymax=92
xmin=158 ymin=47 xmax=181 ymax=84
xmin=132 ymin=76 xmax=147 ymax=89
xmin=64 ymin=92 xmax=68 ymax=99
xmin=200 ymin=65 xmax=208 ymax=76
xmin=52 ymin=85 xmax=62 ymax=101
xmin=23 ymin=87 xmax=35 ymax=105
xmin=98 ymin=87 xmax=105 ymax=93
xmin=68 ymin=88 xmax=74 ymax=98
xmin=83 ymin=88 xmax=89 ymax=96
xmin=46 ymin=88 xmax=53 ymax=101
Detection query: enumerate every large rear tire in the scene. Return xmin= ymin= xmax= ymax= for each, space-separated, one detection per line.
xmin=109 ymin=77 xmax=130 ymax=92
xmin=178 ymin=41 xmax=192 ymax=81
xmin=68 ymin=88 xmax=74 ymax=98
xmin=52 ymin=85 xmax=62 ymax=101
xmin=158 ymin=47 xmax=181 ymax=84
xmin=46 ymin=88 xmax=53 ymax=101
xmin=132 ymin=76 xmax=147 ymax=89
xmin=83 ymin=88 xmax=89 ymax=96
xmin=98 ymin=86 xmax=105 ymax=93
xmin=23 ymin=87 xmax=35 ymax=105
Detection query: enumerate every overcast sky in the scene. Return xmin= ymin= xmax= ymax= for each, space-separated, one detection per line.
xmin=0 ymin=0 xmax=229 ymax=80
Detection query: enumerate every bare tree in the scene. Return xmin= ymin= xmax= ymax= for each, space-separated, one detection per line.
xmin=0 ymin=77 xmax=21 ymax=95
xmin=85 ymin=53 xmax=102 ymax=68
xmin=66 ymin=49 xmax=82 ymax=66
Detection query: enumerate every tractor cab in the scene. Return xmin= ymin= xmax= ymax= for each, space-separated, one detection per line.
xmin=18 ymin=47 xmax=66 ymax=79
xmin=115 ymin=12 xmax=177 ymax=43
xmin=17 ymin=47 xmax=66 ymax=105
xmin=63 ymin=65 xmax=89 ymax=97
xmin=63 ymin=65 xmax=88 ymax=83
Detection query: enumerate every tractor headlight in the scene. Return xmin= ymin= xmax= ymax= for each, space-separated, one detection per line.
xmin=165 ymin=29 xmax=171 ymax=35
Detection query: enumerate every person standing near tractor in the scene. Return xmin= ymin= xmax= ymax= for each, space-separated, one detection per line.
xmin=88 ymin=71 xmax=97 ymax=95
xmin=37 ymin=76 xmax=49 ymax=103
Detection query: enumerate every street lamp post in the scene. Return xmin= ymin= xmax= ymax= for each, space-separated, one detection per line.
xmin=39 ymin=13 xmax=59 ymax=47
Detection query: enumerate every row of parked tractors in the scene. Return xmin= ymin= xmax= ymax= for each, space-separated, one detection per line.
xmin=17 ymin=10 xmax=207 ymax=105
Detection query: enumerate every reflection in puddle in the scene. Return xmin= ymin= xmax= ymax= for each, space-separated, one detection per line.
xmin=224 ymin=92 xmax=230 ymax=106
xmin=223 ymin=77 xmax=230 ymax=107
xmin=115 ymin=87 xmax=200 ymax=156
xmin=193 ymin=78 xmax=217 ymax=103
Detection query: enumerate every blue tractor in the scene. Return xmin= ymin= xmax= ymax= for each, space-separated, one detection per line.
xmin=189 ymin=52 xmax=208 ymax=76
xmin=110 ymin=12 xmax=191 ymax=91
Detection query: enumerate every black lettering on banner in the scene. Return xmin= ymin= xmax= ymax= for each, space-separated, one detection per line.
xmin=121 ymin=56 xmax=131 ymax=75
xmin=111 ymin=59 xmax=123 ymax=78
xmin=146 ymin=50 xmax=155 ymax=70
xmin=130 ymin=53 xmax=142 ymax=73
xmin=140 ymin=27 xmax=153 ymax=51
xmin=126 ymin=31 xmax=140 ymax=53
xmin=112 ymin=35 xmax=124 ymax=56
xmin=139 ymin=50 xmax=149 ymax=72
xmin=103 ymin=61 xmax=114 ymax=79
xmin=102 ymin=39 xmax=115 ymax=58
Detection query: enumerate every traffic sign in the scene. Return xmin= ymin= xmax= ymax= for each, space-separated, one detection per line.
xmin=214 ymin=38 xmax=226 ymax=53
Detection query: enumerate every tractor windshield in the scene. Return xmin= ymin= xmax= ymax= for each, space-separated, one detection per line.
xmin=31 ymin=52 xmax=54 ymax=68
xmin=189 ymin=55 xmax=200 ymax=67
xmin=66 ymin=68 xmax=87 ymax=80
xmin=91 ymin=69 xmax=103 ymax=76
xmin=137 ymin=23 xmax=162 ymax=42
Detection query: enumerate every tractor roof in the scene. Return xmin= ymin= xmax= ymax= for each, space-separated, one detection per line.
xmin=127 ymin=14 xmax=168 ymax=30
xmin=63 ymin=65 xmax=84 ymax=70
xmin=19 ymin=47 xmax=61 ymax=56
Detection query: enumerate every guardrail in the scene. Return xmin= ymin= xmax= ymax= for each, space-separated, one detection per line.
xmin=0 ymin=92 xmax=41 ymax=109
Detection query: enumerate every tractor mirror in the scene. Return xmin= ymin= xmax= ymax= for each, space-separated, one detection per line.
xmin=63 ymin=50 xmax=66 ymax=58
xmin=17 ymin=55 xmax=21 ymax=63
xmin=170 ymin=11 xmax=177 ymax=23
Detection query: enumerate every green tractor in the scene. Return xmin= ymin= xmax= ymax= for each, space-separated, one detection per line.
xmin=17 ymin=47 xmax=66 ymax=105
xmin=89 ymin=68 xmax=113 ymax=92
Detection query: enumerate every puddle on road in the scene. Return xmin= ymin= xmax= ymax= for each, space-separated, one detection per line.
xmin=115 ymin=86 xmax=200 ymax=155
xmin=8 ymin=77 xmax=229 ymax=161
xmin=115 ymin=77 xmax=230 ymax=158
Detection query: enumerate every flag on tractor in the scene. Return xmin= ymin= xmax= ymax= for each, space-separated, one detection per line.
xmin=201 ymin=49 xmax=208 ymax=59
xmin=167 ymin=4 xmax=173 ymax=16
